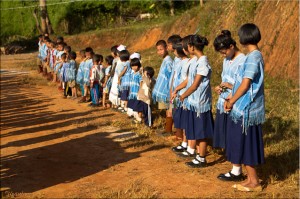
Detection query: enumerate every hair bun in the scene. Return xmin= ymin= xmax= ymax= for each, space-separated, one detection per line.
xmin=201 ymin=37 xmax=209 ymax=46
xmin=221 ymin=30 xmax=231 ymax=37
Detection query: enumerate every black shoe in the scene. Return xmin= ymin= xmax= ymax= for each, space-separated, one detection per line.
xmin=172 ymin=145 xmax=187 ymax=153
xmin=185 ymin=159 xmax=207 ymax=168
xmin=86 ymin=99 xmax=92 ymax=103
xmin=177 ymin=151 xmax=195 ymax=158
xmin=217 ymin=171 xmax=245 ymax=182
xmin=88 ymin=103 xmax=93 ymax=107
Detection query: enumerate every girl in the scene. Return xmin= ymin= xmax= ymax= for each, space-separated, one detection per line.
xmin=53 ymin=43 xmax=65 ymax=83
xmin=222 ymin=23 xmax=265 ymax=192
xmin=171 ymin=35 xmax=196 ymax=153
xmin=68 ymin=51 xmax=77 ymax=99
xmin=117 ymin=50 xmax=131 ymax=113
xmin=127 ymin=58 xmax=142 ymax=122
xmin=47 ymin=41 xmax=57 ymax=81
xmin=89 ymin=54 xmax=102 ymax=107
xmin=177 ymin=35 xmax=214 ymax=168
xmin=212 ymin=30 xmax=246 ymax=182
xmin=76 ymin=50 xmax=86 ymax=99
xmin=109 ymin=45 xmax=123 ymax=109
xmin=102 ymin=55 xmax=114 ymax=108
xmin=59 ymin=53 xmax=71 ymax=98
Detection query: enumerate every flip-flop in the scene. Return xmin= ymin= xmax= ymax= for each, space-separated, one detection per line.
xmin=235 ymin=184 xmax=262 ymax=192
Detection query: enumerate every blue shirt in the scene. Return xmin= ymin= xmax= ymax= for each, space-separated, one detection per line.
xmin=217 ymin=54 xmax=246 ymax=113
xmin=230 ymin=50 xmax=265 ymax=132
xmin=120 ymin=61 xmax=132 ymax=90
xmin=83 ymin=58 xmax=93 ymax=85
xmin=184 ymin=56 xmax=212 ymax=116
xmin=152 ymin=55 xmax=173 ymax=103
xmin=76 ymin=60 xmax=85 ymax=84
xmin=128 ymin=71 xmax=142 ymax=100
xmin=169 ymin=56 xmax=181 ymax=90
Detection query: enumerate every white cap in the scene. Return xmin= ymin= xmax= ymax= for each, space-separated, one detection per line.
xmin=117 ymin=44 xmax=126 ymax=51
xmin=130 ymin=52 xmax=141 ymax=60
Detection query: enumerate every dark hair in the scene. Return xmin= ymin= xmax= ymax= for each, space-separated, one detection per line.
xmin=57 ymin=36 xmax=64 ymax=41
xmin=44 ymin=38 xmax=51 ymax=43
xmin=182 ymin=35 xmax=193 ymax=52
xmin=213 ymin=30 xmax=237 ymax=51
xmin=93 ymin=54 xmax=101 ymax=63
xmin=56 ymin=42 xmax=65 ymax=50
xmin=38 ymin=34 xmax=43 ymax=38
xmin=119 ymin=50 xmax=130 ymax=61
xmin=69 ymin=51 xmax=77 ymax=60
xmin=64 ymin=45 xmax=71 ymax=53
xmin=130 ymin=58 xmax=141 ymax=69
xmin=105 ymin=55 xmax=114 ymax=65
xmin=85 ymin=47 xmax=94 ymax=53
xmin=189 ymin=35 xmax=209 ymax=51
xmin=238 ymin=23 xmax=261 ymax=45
xmin=99 ymin=54 xmax=103 ymax=63
xmin=61 ymin=53 xmax=67 ymax=59
xmin=174 ymin=43 xmax=186 ymax=58
xmin=144 ymin=66 xmax=155 ymax=78
xmin=167 ymin=35 xmax=182 ymax=49
xmin=111 ymin=45 xmax=118 ymax=56
xmin=156 ymin=40 xmax=167 ymax=48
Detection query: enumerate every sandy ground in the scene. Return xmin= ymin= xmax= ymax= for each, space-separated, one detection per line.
xmin=0 ymin=53 xmax=280 ymax=198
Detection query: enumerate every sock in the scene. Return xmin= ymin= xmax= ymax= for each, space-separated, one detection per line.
xmin=181 ymin=142 xmax=187 ymax=148
xmin=199 ymin=156 xmax=206 ymax=162
xmin=187 ymin=147 xmax=195 ymax=154
xmin=225 ymin=165 xmax=241 ymax=177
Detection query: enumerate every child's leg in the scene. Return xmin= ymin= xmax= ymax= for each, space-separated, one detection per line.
xmin=165 ymin=108 xmax=173 ymax=133
xmin=102 ymin=93 xmax=106 ymax=107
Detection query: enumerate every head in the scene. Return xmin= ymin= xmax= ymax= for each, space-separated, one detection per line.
xmin=188 ymin=34 xmax=209 ymax=55
xmin=85 ymin=47 xmax=94 ymax=59
xmin=49 ymin=41 xmax=55 ymax=49
xmin=143 ymin=66 xmax=155 ymax=78
xmin=61 ymin=53 xmax=67 ymax=62
xmin=213 ymin=30 xmax=237 ymax=58
xmin=130 ymin=58 xmax=141 ymax=72
xmin=69 ymin=51 xmax=77 ymax=60
xmin=130 ymin=52 xmax=141 ymax=61
xmin=64 ymin=45 xmax=71 ymax=54
xmin=110 ymin=45 xmax=118 ymax=57
xmin=57 ymin=42 xmax=65 ymax=51
xmin=56 ymin=36 xmax=64 ymax=44
xmin=156 ymin=40 xmax=168 ymax=58
xmin=167 ymin=35 xmax=182 ymax=52
xmin=105 ymin=55 xmax=114 ymax=67
xmin=238 ymin=23 xmax=261 ymax=46
xmin=182 ymin=35 xmax=193 ymax=56
xmin=38 ymin=34 xmax=43 ymax=41
xmin=92 ymin=54 xmax=101 ymax=65
xmin=174 ymin=43 xmax=186 ymax=58
xmin=79 ymin=50 xmax=86 ymax=59
xmin=98 ymin=54 xmax=104 ymax=65
xmin=119 ymin=50 xmax=130 ymax=62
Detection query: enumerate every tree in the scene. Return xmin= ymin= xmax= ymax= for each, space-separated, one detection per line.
xmin=39 ymin=0 xmax=53 ymax=35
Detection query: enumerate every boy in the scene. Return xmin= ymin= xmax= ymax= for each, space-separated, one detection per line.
xmin=89 ymin=54 xmax=102 ymax=107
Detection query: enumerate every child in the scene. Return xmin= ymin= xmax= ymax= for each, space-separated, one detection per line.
xmin=137 ymin=66 xmax=156 ymax=127
xmin=78 ymin=47 xmax=94 ymax=103
xmin=89 ymin=54 xmax=102 ymax=107
xmin=177 ymin=35 xmax=214 ymax=168
xmin=68 ymin=51 xmax=78 ymax=99
xmin=98 ymin=54 xmax=105 ymax=103
xmin=102 ymin=55 xmax=114 ymax=108
xmin=117 ymin=49 xmax=131 ymax=113
xmin=109 ymin=45 xmax=124 ymax=109
xmin=59 ymin=53 xmax=71 ymax=98
xmin=76 ymin=50 xmax=86 ymax=98
xmin=41 ymin=37 xmax=50 ymax=77
xmin=37 ymin=35 xmax=43 ymax=73
xmin=48 ymin=41 xmax=57 ymax=81
xmin=127 ymin=58 xmax=142 ymax=122
xmin=64 ymin=45 xmax=71 ymax=61
xmin=171 ymin=35 xmax=197 ymax=153
xmin=222 ymin=23 xmax=265 ymax=192
xmin=152 ymin=40 xmax=173 ymax=133
xmin=212 ymin=30 xmax=246 ymax=182
xmin=53 ymin=42 xmax=65 ymax=83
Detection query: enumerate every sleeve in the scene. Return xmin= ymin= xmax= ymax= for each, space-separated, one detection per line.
xmin=196 ymin=62 xmax=209 ymax=76
xmin=90 ymin=67 xmax=95 ymax=82
xmin=243 ymin=55 xmax=259 ymax=80
xmin=166 ymin=60 xmax=173 ymax=73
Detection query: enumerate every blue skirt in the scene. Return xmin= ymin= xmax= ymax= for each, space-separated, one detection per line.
xmin=120 ymin=89 xmax=129 ymax=101
xmin=226 ymin=118 xmax=265 ymax=166
xmin=213 ymin=109 xmax=228 ymax=149
xmin=173 ymin=107 xmax=188 ymax=130
xmin=128 ymin=99 xmax=138 ymax=110
xmin=184 ymin=110 xmax=214 ymax=140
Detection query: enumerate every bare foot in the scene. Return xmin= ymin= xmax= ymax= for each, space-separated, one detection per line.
xmin=240 ymin=177 xmax=250 ymax=186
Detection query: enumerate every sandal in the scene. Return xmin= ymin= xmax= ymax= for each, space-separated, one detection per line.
xmin=234 ymin=184 xmax=262 ymax=192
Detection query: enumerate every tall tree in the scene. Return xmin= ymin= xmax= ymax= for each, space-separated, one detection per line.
xmin=39 ymin=0 xmax=53 ymax=35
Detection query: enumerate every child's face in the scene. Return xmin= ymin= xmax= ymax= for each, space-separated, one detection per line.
xmin=111 ymin=52 xmax=116 ymax=57
xmin=156 ymin=45 xmax=167 ymax=57
xmin=183 ymin=48 xmax=189 ymax=56
xmin=143 ymin=70 xmax=148 ymax=77
xmin=187 ymin=44 xmax=195 ymax=55
xmin=167 ymin=43 xmax=174 ymax=52
xmin=219 ymin=45 xmax=235 ymax=59
xmin=61 ymin=56 xmax=67 ymax=62
xmin=86 ymin=52 xmax=92 ymax=59
xmin=131 ymin=65 xmax=139 ymax=72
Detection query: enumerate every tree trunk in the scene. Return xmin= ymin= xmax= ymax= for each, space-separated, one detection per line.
xmin=169 ymin=0 xmax=174 ymax=16
xmin=200 ymin=0 xmax=204 ymax=7
xmin=39 ymin=0 xmax=47 ymax=34
xmin=33 ymin=8 xmax=43 ymax=34
xmin=45 ymin=12 xmax=54 ymax=34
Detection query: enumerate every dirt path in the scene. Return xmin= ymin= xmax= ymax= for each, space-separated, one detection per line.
xmin=1 ymin=53 xmax=276 ymax=198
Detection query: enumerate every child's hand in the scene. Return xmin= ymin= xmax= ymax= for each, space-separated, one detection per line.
xmin=220 ymin=82 xmax=233 ymax=89
xmin=224 ymin=95 xmax=233 ymax=111
xmin=179 ymin=95 xmax=185 ymax=102
xmin=171 ymin=90 xmax=177 ymax=101
xmin=214 ymin=85 xmax=222 ymax=95
xmin=90 ymin=82 xmax=93 ymax=88
xmin=118 ymin=79 xmax=121 ymax=85
xmin=103 ymin=83 xmax=106 ymax=88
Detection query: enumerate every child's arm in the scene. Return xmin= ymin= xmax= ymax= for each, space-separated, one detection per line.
xmin=118 ymin=66 xmax=127 ymax=84
xmin=179 ymin=75 xmax=202 ymax=102
xmin=224 ymin=78 xmax=251 ymax=111
xmin=171 ymin=78 xmax=188 ymax=101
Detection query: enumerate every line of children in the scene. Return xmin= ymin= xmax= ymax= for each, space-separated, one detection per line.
xmin=37 ymin=23 xmax=265 ymax=192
